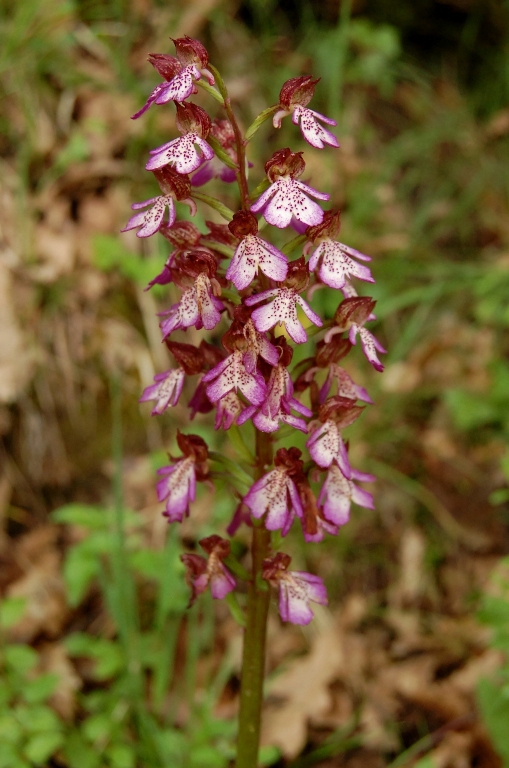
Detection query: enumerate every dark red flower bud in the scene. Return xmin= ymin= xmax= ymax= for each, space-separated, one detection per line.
xmin=274 ymin=447 xmax=304 ymax=477
xmin=228 ymin=210 xmax=258 ymax=239
xmin=318 ymin=396 xmax=364 ymax=428
xmin=306 ymin=208 xmax=342 ymax=243
xmin=202 ymin=220 xmax=238 ymax=251
xmin=315 ymin=335 xmax=352 ymax=367
xmin=181 ymin=553 xmax=207 ymax=606
xmin=188 ymin=381 xmax=214 ymax=418
xmin=295 ymin=477 xmax=319 ymax=539
xmin=161 ymin=220 xmax=202 ymax=248
xmin=176 ymin=431 xmax=209 ymax=463
xmin=153 ymin=167 xmax=191 ymax=200
xmin=199 ymin=534 xmax=230 ymax=558
xmin=165 ymin=340 xmax=204 ymax=375
xmin=274 ymin=336 xmax=294 ymax=367
xmin=210 ymin=118 xmax=235 ymax=148
xmin=147 ymin=53 xmax=181 ymax=81
xmin=279 ymin=75 xmax=320 ymax=110
xmin=333 ymin=297 xmax=377 ymax=330
xmin=265 ymin=148 xmax=305 ymax=181
xmin=199 ymin=340 xmax=224 ymax=369
xmin=262 ymin=552 xmax=291 ymax=581
xmin=284 ymin=255 xmax=309 ymax=291
xmin=175 ymin=102 xmax=211 ymax=138
xmin=172 ymin=36 xmax=209 ymax=68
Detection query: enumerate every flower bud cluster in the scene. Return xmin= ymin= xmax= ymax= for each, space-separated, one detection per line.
xmin=127 ymin=37 xmax=385 ymax=626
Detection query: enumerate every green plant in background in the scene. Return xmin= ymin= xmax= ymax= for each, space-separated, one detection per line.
xmin=0 ymin=600 xmax=64 ymax=768
xmin=1 ymin=0 xmax=509 ymax=766
xmin=478 ymin=559 xmax=509 ymax=768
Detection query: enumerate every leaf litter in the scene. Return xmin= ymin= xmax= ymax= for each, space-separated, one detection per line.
xmin=0 ymin=2 xmax=508 ymax=766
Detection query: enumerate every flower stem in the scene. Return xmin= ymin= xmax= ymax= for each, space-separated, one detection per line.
xmin=236 ymin=430 xmax=273 ymax=768
xmin=208 ymin=65 xmax=250 ymax=210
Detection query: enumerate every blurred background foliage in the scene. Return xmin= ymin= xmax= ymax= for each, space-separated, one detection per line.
xmin=1 ymin=0 xmax=509 ymax=766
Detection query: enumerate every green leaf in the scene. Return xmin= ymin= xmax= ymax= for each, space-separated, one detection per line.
xmin=16 ymin=704 xmax=61 ymax=733
xmin=64 ymin=731 xmax=101 ymax=768
xmin=196 ymin=79 xmax=224 ymax=104
xmin=207 ymin=65 xmax=228 ymax=102
xmin=248 ymin=177 xmax=270 ymax=202
xmin=245 ymin=105 xmax=279 ymax=141
xmin=227 ymin=426 xmax=255 ymax=464
xmin=0 ymin=597 xmax=26 ymax=629
xmin=224 ymin=592 xmax=246 ymax=627
xmin=281 ymin=234 xmax=306 ymax=256
xmin=259 ymin=745 xmax=281 ymax=766
xmin=52 ymin=503 xmax=108 ymax=529
xmin=54 ymin=131 xmax=90 ymax=172
xmin=65 ymin=635 xmax=124 ymax=680
xmin=206 ymin=136 xmax=238 ymax=170
xmin=92 ymin=234 xmax=163 ymax=287
xmin=24 ymin=731 xmax=64 ymax=765
xmin=190 ymin=745 xmax=227 ymax=768
xmin=209 ymin=452 xmax=253 ymax=489
xmin=129 ymin=549 xmax=164 ymax=580
xmin=5 ymin=644 xmax=38 ymax=673
xmin=199 ymin=239 xmax=235 ymax=259
xmin=444 ymin=388 xmax=497 ymax=431
xmin=478 ymin=678 xmax=509 ymax=765
xmin=82 ymin=713 xmax=112 ymax=743
xmin=23 ymin=674 xmax=59 ymax=704
xmin=62 ymin=545 xmax=101 ymax=607
xmin=0 ymin=714 xmax=23 ymax=746
xmin=0 ymin=745 xmax=24 ymax=768
xmin=412 ymin=758 xmax=436 ymax=768
xmin=191 ymin=192 xmax=234 ymax=221
xmin=106 ymin=743 xmax=136 ymax=768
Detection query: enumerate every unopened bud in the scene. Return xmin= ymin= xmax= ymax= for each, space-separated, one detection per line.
xmin=265 ymin=148 xmax=305 ymax=181
xmin=228 ymin=210 xmax=258 ymax=239
xmin=172 ymin=35 xmax=209 ymax=68
xmin=175 ymin=102 xmax=211 ymax=138
xmin=147 ymin=53 xmax=181 ymax=81
xmin=279 ymin=75 xmax=320 ymax=110
xmin=306 ymin=209 xmax=342 ymax=243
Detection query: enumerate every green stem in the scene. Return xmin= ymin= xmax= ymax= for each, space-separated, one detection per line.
xmin=209 ymin=64 xmax=250 ymax=210
xmin=236 ymin=430 xmax=273 ymax=768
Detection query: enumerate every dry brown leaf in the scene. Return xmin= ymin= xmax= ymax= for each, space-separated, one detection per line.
xmin=7 ymin=527 xmax=67 ymax=642
xmin=38 ymin=643 xmax=82 ymax=720
xmin=429 ymin=731 xmax=473 ymax=768
xmin=261 ymin=624 xmax=344 ymax=758
xmin=32 ymin=224 xmax=76 ymax=283
xmin=0 ymin=262 xmax=34 ymax=403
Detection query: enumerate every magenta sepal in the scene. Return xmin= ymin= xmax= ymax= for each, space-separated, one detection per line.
xmin=244 ymin=467 xmax=303 ymax=535
xmin=159 ymin=275 xmax=223 ymax=338
xmin=122 ymin=195 xmax=176 ymax=238
xmin=306 ymin=419 xmax=352 ymax=478
xmin=226 ymin=235 xmax=288 ymax=290
xmin=318 ymin=464 xmax=375 ymax=527
xmin=250 ymin=177 xmax=329 ymax=229
xmin=238 ymin=364 xmax=311 ymax=433
xmin=192 ymin=156 xmax=237 ymax=186
xmin=245 ymin=287 xmax=322 ymax=344
xmin=278 ymin=571 xmax=328 ymax=625
xmin=146 ymin=134 xmax=214 ymax=175
xmin=308 ymin=240 xmax=374 ymax=290
xmin=292 ymin=106 xmax=339 ymax=149
xmin=202 ymin=350 xmax=267 ymax=406
xmin=319 ymin=364 xmax=373 ymax=405
xmin=348 ymin=324 xmax=386 ymax=372
xmin=139 ymin=368 xmax=185 ymax=415
xmin=156 ymin=457 xmax=196 ymax=523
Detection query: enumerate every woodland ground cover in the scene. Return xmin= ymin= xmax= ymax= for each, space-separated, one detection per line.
xmin=1 ymin=1 xmax=509 ymax=766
